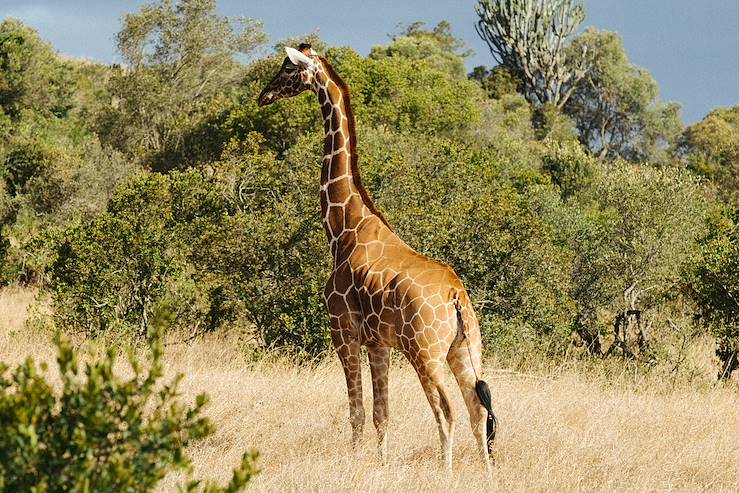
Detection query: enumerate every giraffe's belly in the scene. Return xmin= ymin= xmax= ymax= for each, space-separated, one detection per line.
xmin=331 ymin=225 xmax=466 ymax=349
xmin=350 ymin=258 xmax=461 ymax=350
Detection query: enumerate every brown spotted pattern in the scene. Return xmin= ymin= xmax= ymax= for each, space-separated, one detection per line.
xmin=259 ymin=46 xmax=492 ymax=474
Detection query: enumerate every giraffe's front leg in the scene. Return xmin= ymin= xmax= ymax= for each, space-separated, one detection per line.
xmin=367 ymin=345 xmax=391 ymax=464
xmin=330 ymin=314 xmax=365 ymax=447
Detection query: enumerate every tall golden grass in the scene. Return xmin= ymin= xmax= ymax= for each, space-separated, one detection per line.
xmin=2 ymin=287 xmax=738 ymax=492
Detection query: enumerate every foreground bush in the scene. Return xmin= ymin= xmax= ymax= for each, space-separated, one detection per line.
xmin=0 ymin=326 xmax=258 ymax=492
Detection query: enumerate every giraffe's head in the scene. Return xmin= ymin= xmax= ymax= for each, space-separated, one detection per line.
xmin=258 ymin=43 xmax=320 ymax=106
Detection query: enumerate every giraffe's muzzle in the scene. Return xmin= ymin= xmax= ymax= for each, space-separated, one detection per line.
xmin=258 ymin=89 xmax=276 ymax=107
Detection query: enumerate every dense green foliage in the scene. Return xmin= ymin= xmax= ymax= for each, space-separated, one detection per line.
xmin=369 ymin=21 xmax=471 ymax=80
xmin=50 ymin=173 xmax=188 ymax=338
xmin=0 ymin=17 xmax=135 ymax=285
xmin=0 ymin=327 xmax=258 ymax=492
xmin=678 ymin=106 xmax=739 ymax=206
xmin=0 ymin=1 xmax=737 ymax=377
xmin=539 ymin=148 xmax=707 ymax=356
xmin=690 ymin=210 xmax=739 ymax=378
xmin=0 ymin=19 xmax=74 ymax=121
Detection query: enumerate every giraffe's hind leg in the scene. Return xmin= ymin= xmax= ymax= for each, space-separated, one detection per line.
xmin=447 ymin=339 xmax=493 ymax=477
xmin=367 ymin=345 xmax=391 ymax=464
xmin=404 ymin=351 xmax=456 ymax=470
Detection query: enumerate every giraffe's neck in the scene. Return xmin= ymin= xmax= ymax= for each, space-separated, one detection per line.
xmin=315 ymin=67 xmax=390 ymax=256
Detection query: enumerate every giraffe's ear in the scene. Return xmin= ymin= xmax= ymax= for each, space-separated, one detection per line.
xmin=285 ymin=46 xmax=312 ymax=67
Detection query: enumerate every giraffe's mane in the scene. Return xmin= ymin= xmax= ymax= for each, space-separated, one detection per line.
xmin=319 ymin=57 xmax=392 ymax=231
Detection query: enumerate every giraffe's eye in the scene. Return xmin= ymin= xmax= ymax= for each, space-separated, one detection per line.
xmin=284 ymin=66 xmax=298 ymax=74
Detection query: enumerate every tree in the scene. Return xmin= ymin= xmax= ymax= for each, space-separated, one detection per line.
xmin=370 ymin=21 xmax=471 ymax=79
xmin=49 ymin=173 xmax=185 ymax=338
xmin=690 ymin=209 xmax=739 ymax=379
xmin=474 ymin=0 xmax=587 ymax=108
xmin=0 ymin=19 xmax=75 ymax=123
xmin=0 ymin=19 xmax=79 ymax=193
xmin=677 ymin=105 xmax=739 ymax=206
xmin=99 ymin=0 xmax=265 ymax=170
xmin=538 ymin=148 xmax=707 ymax=356
xmin=592 ymin=165 xmax=705 ymax=357
xmin=565 ymin=29 xmax=682 ymax=161
xmin=468 ymin=65 xmax=522 ymax=99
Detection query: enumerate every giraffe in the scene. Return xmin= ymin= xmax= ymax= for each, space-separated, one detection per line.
xmin=258 ymin=44 xmax=497 ymax=473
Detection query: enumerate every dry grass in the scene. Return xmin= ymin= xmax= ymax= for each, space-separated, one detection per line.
xmin=0 ymin=287 xmax=56 ymax=368
xmin=2 ymin=288 xmax=738 ymax=492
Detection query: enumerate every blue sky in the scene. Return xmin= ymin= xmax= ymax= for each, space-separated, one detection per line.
xmin=2 ymin=1 xmax=737 ymax=123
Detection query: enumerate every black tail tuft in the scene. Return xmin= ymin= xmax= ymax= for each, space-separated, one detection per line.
xmin=475 ymin=379 xmax=497 ymax=454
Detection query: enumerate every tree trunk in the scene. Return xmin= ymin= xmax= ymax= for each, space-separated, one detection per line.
xmin=575 ymin=307 xmax=602 ymax=355
xmin=717 ymin=345 xmax=739 ymax=380
xmin=610 ymin=309 xmax=647 ymax=359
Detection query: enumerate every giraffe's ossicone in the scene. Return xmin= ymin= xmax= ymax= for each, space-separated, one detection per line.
xmin=259 ymin=44 xmax=497 ymax=475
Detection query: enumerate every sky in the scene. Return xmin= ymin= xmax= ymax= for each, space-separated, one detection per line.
xmin=2 ymin=1 xmax=737 ymax=123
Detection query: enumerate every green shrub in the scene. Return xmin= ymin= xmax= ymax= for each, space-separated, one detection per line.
xmin=537 ymin=159 xmax=708 ymax=357
xmin=541 ymin=140 xmax=600 ymax=199
xmin=49 ymin=173 xmax=185 ymax=338
xmin=185 ymin=136 xmax=333 ymax=355
xmin=0 ymin=327 xmax=258 ymax=492
xmin=46 ymin=139 xmax=334 ymax=354
xmin=0 ymin=130 xmax=135 ymax=285
xmin=690 ymin=208 xmax=739 ymax=379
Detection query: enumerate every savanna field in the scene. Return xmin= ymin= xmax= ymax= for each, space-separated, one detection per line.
xmin=2 ymin=0 xmax=739 ymax=491
xmin=3 ymin=288 xmax=737 ymax=492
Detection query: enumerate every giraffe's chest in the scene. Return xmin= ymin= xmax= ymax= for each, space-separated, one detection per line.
xmin=325 ymin=254 xmax=403 ymax=347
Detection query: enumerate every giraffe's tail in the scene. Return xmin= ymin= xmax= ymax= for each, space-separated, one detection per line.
xmin=475 ymin=379 xmax=497 ymax=454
